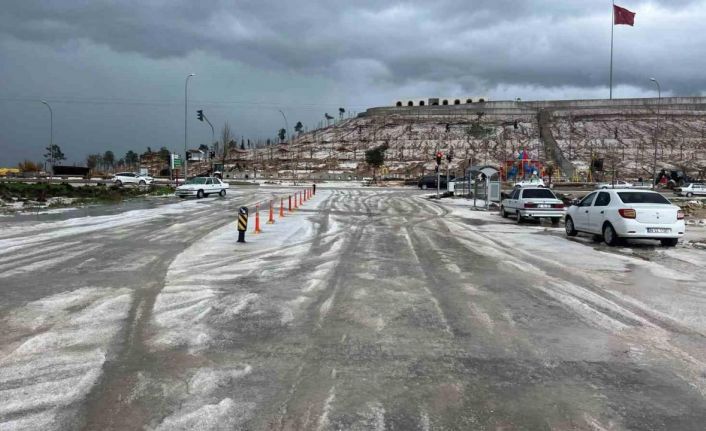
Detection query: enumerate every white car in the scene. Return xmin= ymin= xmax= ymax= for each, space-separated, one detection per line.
xmin=565 ymin=189 xmax=685 ymax=247
xmin=500 ymin=186 xmax=566 ymax=224
xmin=676 ymin=183 xmax=706 ymax=197
xmin=595 ymin=180 xmax=633 ymax=189
xmin=113 ymin=172 xmax=153 ymax=186
xmin=514 ymin=178 xmax=545 ymax=188
xmin=175 ymin=177 xmax=229 ymax=198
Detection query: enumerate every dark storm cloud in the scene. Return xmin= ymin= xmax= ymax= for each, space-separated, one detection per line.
xmin=2 ymin=0 xmax=705 ymax=94
xmin=2 ymin=1 xmax=706 ymax=166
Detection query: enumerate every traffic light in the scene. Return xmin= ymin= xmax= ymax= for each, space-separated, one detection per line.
xmin=197 ymin=110 xmax=204 ymax=122
xmin=435 ymin=151 xmax=443 ymax=165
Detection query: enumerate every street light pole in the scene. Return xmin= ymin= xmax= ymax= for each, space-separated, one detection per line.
xmin=650 ymin=77 xmax=661 ymax=190
xmin=184 ymin=73 xmax=195 ymax=182
xmin=40 ymin=100 xmax=53 ymax=178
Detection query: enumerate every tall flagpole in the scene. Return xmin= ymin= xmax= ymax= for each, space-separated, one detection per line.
xmin=610 ymin=1 xmax=614 ymax=99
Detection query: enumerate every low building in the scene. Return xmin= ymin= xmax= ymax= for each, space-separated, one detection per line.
xmin=394 ymin=97 xmax=489 ymax=107
xmin=186 ymin=149 xmax=206 ymax=162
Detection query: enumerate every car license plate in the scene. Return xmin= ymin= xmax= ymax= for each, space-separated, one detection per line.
xmin=538 ymin=204 xmax=550 ymax=208
xmin=647 ymin=228 xmax=671 ymax=233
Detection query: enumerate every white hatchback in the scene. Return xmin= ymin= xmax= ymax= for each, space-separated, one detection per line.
xmin=113 ymin=172 xmax=153 ymax=186
xmin=175 ymin=177 xmax=229 ymax=198
xmin=565 ymin=189 xmax=685 ymax=247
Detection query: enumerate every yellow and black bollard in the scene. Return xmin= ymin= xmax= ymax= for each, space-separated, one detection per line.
xmin=237 ymin=206 xmax=248 ymax=243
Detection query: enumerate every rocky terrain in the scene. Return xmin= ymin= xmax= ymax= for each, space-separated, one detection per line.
xmin=240 ymin=97 xmax=706 ymax=182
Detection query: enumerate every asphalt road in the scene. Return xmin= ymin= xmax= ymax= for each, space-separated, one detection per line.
xmin=1 ymin=187 xmax=706 ymax=430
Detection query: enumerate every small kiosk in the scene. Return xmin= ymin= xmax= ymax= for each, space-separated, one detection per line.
xmin=463 ymin=165 xmax=501 ymax=210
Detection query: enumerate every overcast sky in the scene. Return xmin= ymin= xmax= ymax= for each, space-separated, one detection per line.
xmin=1 ymin=0 xmax=705 ymax=166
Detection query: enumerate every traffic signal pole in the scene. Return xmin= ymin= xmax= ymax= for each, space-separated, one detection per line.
xmin=446 ymin=147 xmax=454 ymax=196
xmin=435 ymin=151 xmax=443 ymax=198
xmin=437 ymin=168 xmax=441 ymax=198
xmin=184 ymin=73 xmax=195 ymax=182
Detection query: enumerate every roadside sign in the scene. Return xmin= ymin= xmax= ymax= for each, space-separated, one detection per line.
xmin=171 ymin=154 xmax=182 ymax=169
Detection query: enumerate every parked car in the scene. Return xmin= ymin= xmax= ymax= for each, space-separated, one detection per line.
xmin=514 ymin=178 xmax=545 ymax=188
xmin=113 ymin=172 xmax=153 ymax=186
xmin=565 ymin=189 xmax=684 ymax=247
xmin=595 ymin=180 xmax=633 ymax=189
xmin=500 ymin=187 xmax=565 ymax=224
xmin=676 ymin=183 xmax=706 ymax=197
xmin=631 ymin=181 xmax=652 ymax=189
xmin=175 ymin=176 xmax=229 ymax=198
xmin=418 ymin=175 xmax=452 ymax=190
xmin=448 ymin=177 xmax=469 ymax=195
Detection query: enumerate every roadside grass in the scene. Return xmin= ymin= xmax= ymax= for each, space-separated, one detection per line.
xmin=0 ymin=182 xmax=175 ymax=212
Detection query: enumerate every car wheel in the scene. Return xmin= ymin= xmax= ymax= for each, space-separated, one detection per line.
xmin=686 ymin=192 xmax=693 ymax=197
xmin=603 ymin=223 xmax=619 ymax=246
xmin=422 ymin=184 xmax=428 ymax=190
xmin=500 ymin=206 xmax=508 ymax=218
xmin=515 ymin=211 xmax=523 ymax=224
xmin=196 ymin=189 xmax=204 ymax=199
xmin=565 ymin=217 xmax=578 ymax=236
xmin=219 ymin=189 xmax=226 ymax=197
xmin=115 ymin=180 xmax=122 ymax=187
xmin=660 ymin=238 xmax=678 ymax=247
xmin=139 ymin=180 xmax=146 ymax=186
xmin=602 ymin=186 xmax=608 ymax=189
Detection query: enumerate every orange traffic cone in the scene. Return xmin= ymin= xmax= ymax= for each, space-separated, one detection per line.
xmin=254 ymin=203 xmax=262 ymax=233
xmin=267 ymin=200 xmax=275 ymax=224
xmin=279 ymin=198 xmax=285 ymax=218
xmin=293 ymin=194 xmax=298 ymax=210
xmin=288 ymin=195 xmax=293 ymax=212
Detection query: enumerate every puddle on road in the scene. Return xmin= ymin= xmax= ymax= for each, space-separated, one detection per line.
xmin=457 ymin=218 xmax=492 ymax=226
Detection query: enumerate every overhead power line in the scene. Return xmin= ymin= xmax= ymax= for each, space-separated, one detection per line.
xmin=0 ymin=95 xmax=369 ymax=111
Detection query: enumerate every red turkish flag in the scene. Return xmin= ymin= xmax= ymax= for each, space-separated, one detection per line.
xmin=614 ymin=4 xmax=636 ymax=26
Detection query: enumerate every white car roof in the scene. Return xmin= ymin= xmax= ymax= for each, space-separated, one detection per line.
xmin=604 ymin=188 xmax=657 ymax=193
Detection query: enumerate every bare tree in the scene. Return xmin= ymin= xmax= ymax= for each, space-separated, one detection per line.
xmin=221 ymin=122 xmax=233 ymax=172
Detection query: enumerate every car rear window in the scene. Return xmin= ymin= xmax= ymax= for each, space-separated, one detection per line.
xmin=617 ymin=192 xmax=670 ymax=204
xmin=522 ymin=189 xmax=556 ymax=199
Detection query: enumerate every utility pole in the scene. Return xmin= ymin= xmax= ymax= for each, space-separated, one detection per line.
xmin=40 ymin=100 xmax=53 ymax=178
xmin=184 ymin=73 xmax=195 ymax=182
xmin=650 ymin=78 xmax=661 ymax=190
